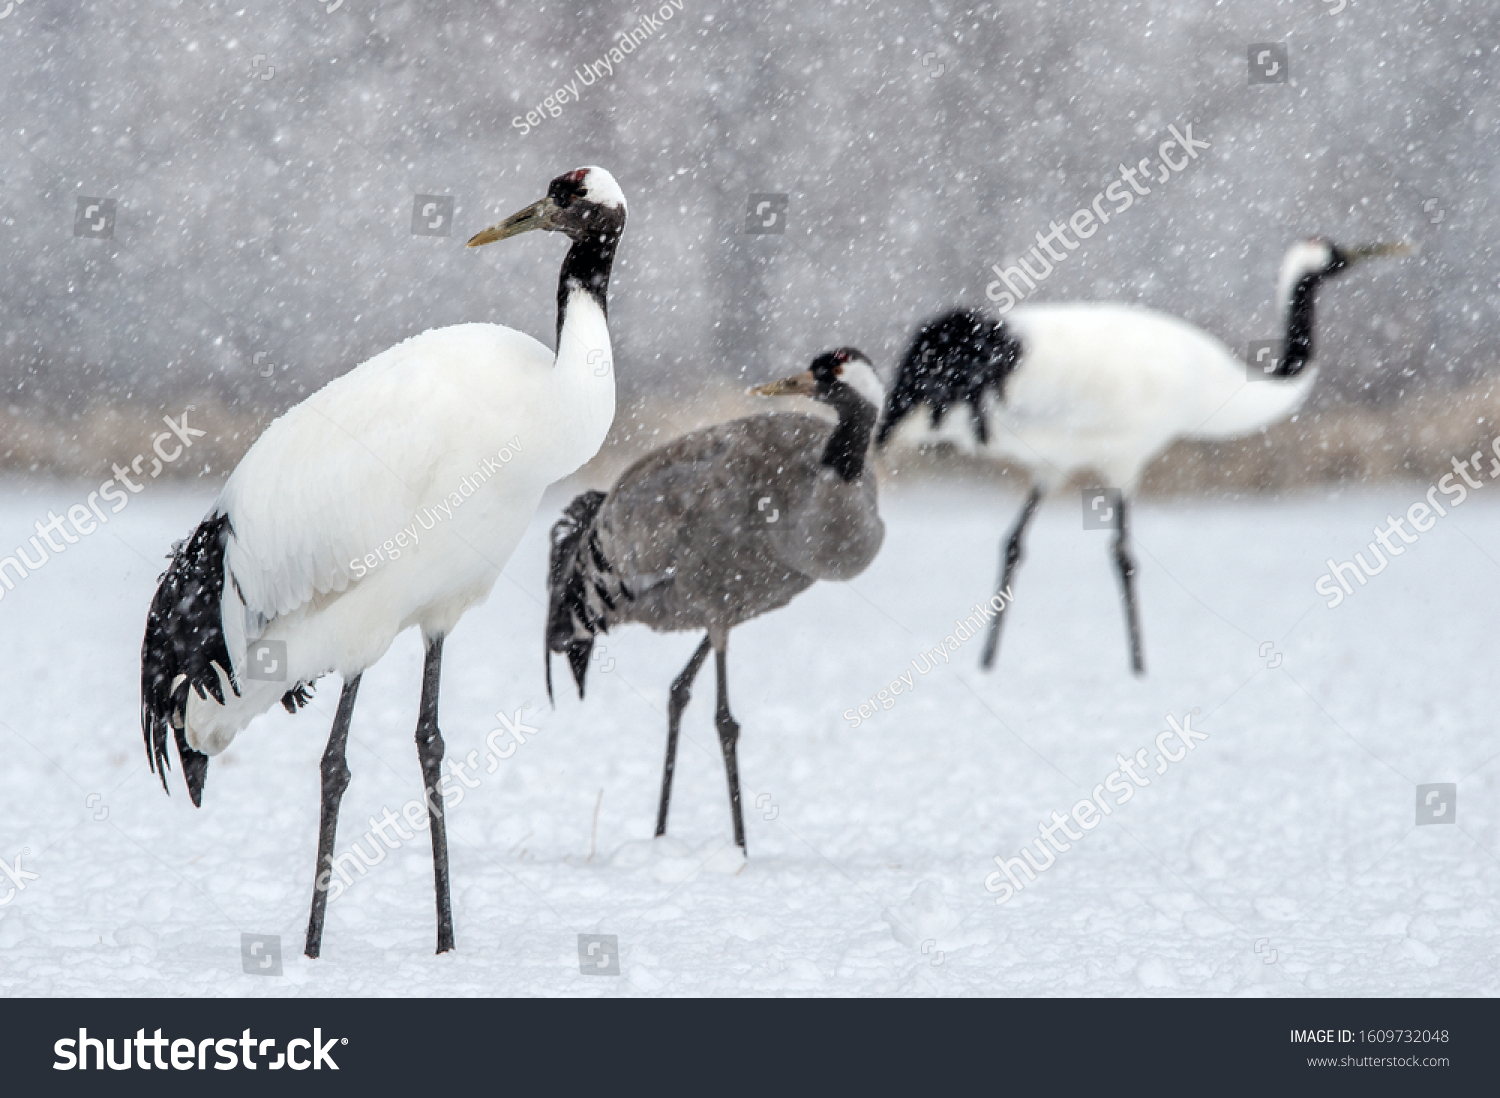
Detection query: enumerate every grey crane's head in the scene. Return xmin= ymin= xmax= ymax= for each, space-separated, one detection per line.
xmin=1277 ymin=237 xmax=1409 ymax=304
xmin=749 ymin=347 xmax=883 ymax=411
xmin=467 ymin=167 xmax=627 ymax=248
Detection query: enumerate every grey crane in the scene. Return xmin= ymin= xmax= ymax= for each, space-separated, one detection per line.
xmin=545 ymin=348 xmax=886 ymax=853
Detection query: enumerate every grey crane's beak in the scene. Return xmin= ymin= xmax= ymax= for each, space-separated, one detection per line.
xmin=750 ymin=370 xmax=818 ymax=398
xmin=1345 ymin=242 xmax=1413 ymax=264
xmin=467 ymin=196 xmax=561 ymax=247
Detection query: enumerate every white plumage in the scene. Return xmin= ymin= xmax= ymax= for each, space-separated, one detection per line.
xmin=141 ymin=165 xmax=627 ymax=958
xmin=194 ymin=311 xmax=613 ymax=752
xmin=877 ymin=237 xmax=1408 ymax=674
xmin=892 ymin=302 xmax=1318 ymax=492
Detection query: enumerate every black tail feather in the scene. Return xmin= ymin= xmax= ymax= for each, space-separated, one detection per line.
xmin=545 ymin=490 xmax=609 ymax=701
xmin=564 ymin=640 xmax=593 ymax=699
xmin=876 ymin=308 xmax=1023 ymax=448
xmin=280 ymin=682 xmax=314 ymax=713
xmin=174 ymin=724 xmax=210 ymax=807
xmin=141 ymin=511 xmax=237 ymax=806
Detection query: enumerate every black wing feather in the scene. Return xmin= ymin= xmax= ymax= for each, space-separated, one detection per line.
xmin=139 ymin=511 xmax=238 ymax=806
xmin=544 ymin=490 xmax=610 ymax=702
xmin=876 ymin=308 xmax=1023 ymax=448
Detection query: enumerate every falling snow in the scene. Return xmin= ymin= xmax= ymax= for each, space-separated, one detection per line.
xmin=1 ymin=0 xmax=1497 ymax=998
xmin=0 ymin=482 xmax=1495 ymax=995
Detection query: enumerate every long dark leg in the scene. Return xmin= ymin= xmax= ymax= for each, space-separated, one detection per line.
xmin=1113 ymin=496 xmax=1145 ymax=676
xmin=980 ymin=486 xmax=1044 ymax=670
xmin=415 ymin=635 xmax=455 ymax=954
xmin=304 ymin=673 xmax=362 ymax=960
xmin=655 ymin=634 xmax=712 ymax=838
xmin=712 ymin=643 xmax=748 ymax=855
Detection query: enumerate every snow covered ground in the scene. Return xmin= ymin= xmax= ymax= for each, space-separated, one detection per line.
xmin=0 ymin=475 xmax=1495 ymax=997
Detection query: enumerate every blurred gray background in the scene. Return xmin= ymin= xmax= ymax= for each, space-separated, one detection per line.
xmin=0 ymin=0 xmax=1494 ymax=485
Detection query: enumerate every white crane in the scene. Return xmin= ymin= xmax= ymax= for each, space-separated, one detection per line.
xmin=876 ymin=238 xmax=1408 ymax=674
xmin=140 ymin=166 xmax=627 ymax=958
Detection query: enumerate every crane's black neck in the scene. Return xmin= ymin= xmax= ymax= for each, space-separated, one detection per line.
xmin=556 ymin=223 xmax=622 ymax=349
xmin=1278 ymin=273 xmax=1324 ymax=378
xmin=820 ymin=385 xmax=878 ymax=481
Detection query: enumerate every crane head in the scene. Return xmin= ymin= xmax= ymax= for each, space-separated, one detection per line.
xmin=467 ymin=167 xmax=627 ymax=247
xmin=750 ymin=347 xmax=882 ymax=410
xmin=1278 ymin=237 xmax=1410 ymax=302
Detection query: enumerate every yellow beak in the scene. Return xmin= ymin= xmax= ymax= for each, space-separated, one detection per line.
xmin=750 ymin=370 xmax=818 ymax=398
xmin=1345 ymin=241 xmax=1413 ymax=262
xmin=466 ymin=197 xmax=559 ymax=247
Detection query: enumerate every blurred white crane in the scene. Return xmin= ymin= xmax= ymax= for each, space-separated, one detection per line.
xmin=877 ymin=238 xmax=1408 ymax=674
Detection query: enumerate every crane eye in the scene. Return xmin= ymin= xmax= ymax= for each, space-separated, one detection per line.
xmin=549 ymin=171 xmax=588 ymax=208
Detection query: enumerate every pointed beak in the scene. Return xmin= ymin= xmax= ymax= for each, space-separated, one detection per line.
xmin=1345 ymin=241 xmax=1413 ymax=263
xmin=467 ymin=196 xmax=559 ymax=247
xmin=750 ymin=370 xmax=818 ymax=398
